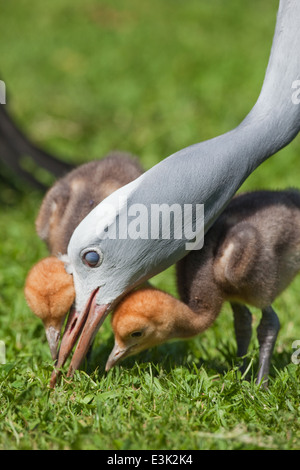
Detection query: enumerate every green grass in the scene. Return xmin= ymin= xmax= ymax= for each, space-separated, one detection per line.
xmin=1 ymin=0 xmax=300 ymax=450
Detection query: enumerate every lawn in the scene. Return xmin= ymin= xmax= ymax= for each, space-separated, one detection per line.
xmin=0 ymin=0 xmax=300 ymax=450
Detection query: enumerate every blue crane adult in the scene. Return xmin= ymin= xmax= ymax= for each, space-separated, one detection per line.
xmin=52 ymin=1 xmax=300 ymax=383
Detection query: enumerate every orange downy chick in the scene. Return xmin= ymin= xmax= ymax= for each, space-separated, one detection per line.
xmin=24 ymin=256 xmax=75 ymax=359
xmin=106 ymin=288 xmax=195 ymax=371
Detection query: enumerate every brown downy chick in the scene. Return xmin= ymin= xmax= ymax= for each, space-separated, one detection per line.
xmin=107 ymin=190 xmax=300 ymax=386
xmin=24 ymin=257 xmax=75 ymax=359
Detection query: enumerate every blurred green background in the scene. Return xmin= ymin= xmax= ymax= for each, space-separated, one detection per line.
xmin=1 ymin=1 xmax=299 ymax=178
xmin=1 ymin=0 xmax=300 ymax=450
xmin=1 ymin=0 xmax=299 ymax=294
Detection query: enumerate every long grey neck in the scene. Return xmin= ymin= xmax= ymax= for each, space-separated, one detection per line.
xmin=128 ymin=1 xmax=299 ymax=203
xmin=169 ymin=0 xmax=300 ymax=227
xmin=117 ymin=1 xmax=300 ymax=291
xmin=242 ymin=0 xmax=300 ymax=166
xmin=70 ymin=1 xmax=300 ymax=306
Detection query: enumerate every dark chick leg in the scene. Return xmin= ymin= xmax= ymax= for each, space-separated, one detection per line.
xmin=256 ymin=306 xmax=280 ymax=387
xmin=231 ymin=303 xmax=252 ymax=372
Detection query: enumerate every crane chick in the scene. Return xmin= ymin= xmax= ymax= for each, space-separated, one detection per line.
xmin=24 ymin=256 xmax=75 ymax=359
xmin=106 ymin=190 xmax=300 ymax=386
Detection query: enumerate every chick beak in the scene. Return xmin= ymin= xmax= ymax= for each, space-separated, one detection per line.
xmin=49 ymin=288 xmax=110 ymax=388
xmin=105 ymin=341 xmax=131 ymax=372
xmin=45 ymin=325 xmax=61 ymax=361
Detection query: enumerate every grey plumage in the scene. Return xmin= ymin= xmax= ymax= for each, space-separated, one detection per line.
xmin=54 ymin=1 xmax=300 ymax=379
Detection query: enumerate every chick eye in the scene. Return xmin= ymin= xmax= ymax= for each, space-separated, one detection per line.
xmin=131 ymin=331 xmax=142 ymax=338
xmin=83 ymin=250 xmax=101 ymax=267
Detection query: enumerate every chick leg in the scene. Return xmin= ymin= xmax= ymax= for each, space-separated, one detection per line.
xmin=256 ymin=306 xmax=280 ymax=387
xmin=231 ymin=303 xmax=252 ymax=372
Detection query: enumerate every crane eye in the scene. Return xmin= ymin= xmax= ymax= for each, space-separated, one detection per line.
xmin=82 ymin=249 xmax=102 ymax=267
xmin=84 ymin=251 xmax=99 ymax=266
xmin=131 ymin=331 xmax=142 ymax=338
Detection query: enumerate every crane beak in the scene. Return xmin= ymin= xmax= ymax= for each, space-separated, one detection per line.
xmin=49 ymin=288 xmax=111 ymax=388
xmin=66 ymin=299 xmax=111 ymax=378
